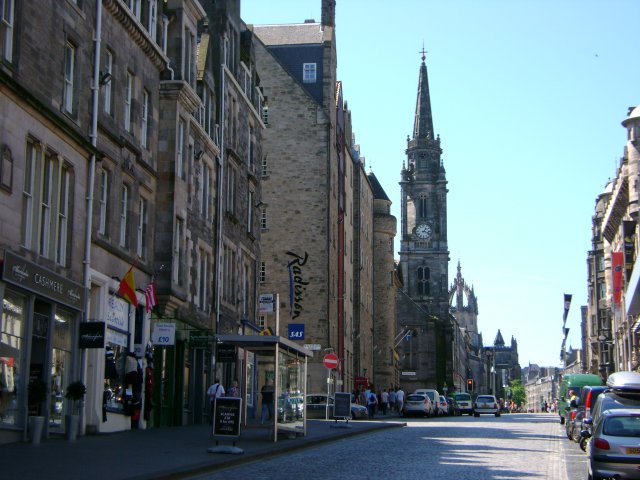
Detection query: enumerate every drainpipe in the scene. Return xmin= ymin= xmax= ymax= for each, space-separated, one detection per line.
xmin=79 ymin=0 xmax=102 ymax=435
xmin=213 ymin=34 xmax=227 ymax=374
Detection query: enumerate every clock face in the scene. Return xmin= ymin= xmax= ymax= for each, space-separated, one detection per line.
xmin=416 ymin=223 xmax=432 ymax=239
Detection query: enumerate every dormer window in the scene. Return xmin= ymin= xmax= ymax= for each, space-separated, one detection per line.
xmin=303 ymin=63 xmax=316 ymax=83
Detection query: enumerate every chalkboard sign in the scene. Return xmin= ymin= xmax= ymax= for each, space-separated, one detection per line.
xmin=333 ymin=392 xmax=351 ymax=418
xmin=213 ymin=397 xmax=242 ymax=437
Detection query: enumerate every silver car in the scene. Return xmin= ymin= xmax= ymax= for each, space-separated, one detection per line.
xmin=402 ymin=393 xmax=433 ymax=417
xmin=585 ymin=409 xmax=640 ymax=480
xmin=473 ymin=394 xmax=500 ymax=417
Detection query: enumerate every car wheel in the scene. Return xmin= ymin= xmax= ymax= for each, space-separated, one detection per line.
xmin=474 ymin=412 xmax=480 ymax=417
xmin=495 ymin=412 xmax=500 ymax=417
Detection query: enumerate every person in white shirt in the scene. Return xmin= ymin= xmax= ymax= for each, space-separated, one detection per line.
xmin=395 ymin=387 xmax=405 ymax=415
xmin=207 ymin=379 xmax=225 ymax=422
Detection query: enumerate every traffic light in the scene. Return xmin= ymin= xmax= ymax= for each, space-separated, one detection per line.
xmin=467 ymin=378 xmax=474 ymax=391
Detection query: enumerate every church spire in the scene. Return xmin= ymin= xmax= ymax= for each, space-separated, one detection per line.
xmin=413 ymin=48 xmax=434 ymax=140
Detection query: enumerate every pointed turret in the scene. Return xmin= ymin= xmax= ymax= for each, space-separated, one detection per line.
xmin=413 ymin=50 xmax=434 ymax=140
xmin=494 ymin=329 xmax=505 ymax=346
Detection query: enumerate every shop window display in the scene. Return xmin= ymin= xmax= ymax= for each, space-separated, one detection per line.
xmin=1 ymin=290 xmax=26 ymax=427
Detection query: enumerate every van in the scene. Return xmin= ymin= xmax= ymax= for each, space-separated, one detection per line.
xmin=558 ymin=373 xmax=603 ymax=425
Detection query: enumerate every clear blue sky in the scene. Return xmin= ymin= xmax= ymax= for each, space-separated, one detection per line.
xmin=242 ymin=0 xmax=640 ymax=368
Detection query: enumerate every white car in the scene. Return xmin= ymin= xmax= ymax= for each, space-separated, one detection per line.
xmin=402 ymin=393 xmax=434 ymax=417
xmin=413 ymin=389 xmax=440 ymax=416
xmin=473 ymin=394 xmax=500 ymax=417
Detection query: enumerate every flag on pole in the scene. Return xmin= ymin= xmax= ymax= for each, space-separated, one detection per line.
xmin=562 ymin=293 xmax=572 ymax=325
xmin=144 ymin=281 xmax=157 ymax=313
xmin=612 ymin=251 xmax=624 ymax=307
xmin=259 ymin=327 xmax=274 ymax=336
xmin=117 ymin=266 xmax=138 ymax=307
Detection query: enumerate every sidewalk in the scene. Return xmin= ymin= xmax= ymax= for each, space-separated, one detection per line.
xmin=0 ymin=416 xmax=405 ymax=480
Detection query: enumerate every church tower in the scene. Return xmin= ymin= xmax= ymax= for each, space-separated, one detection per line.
xmin=397 ymin=51 xmax=452 ymax=391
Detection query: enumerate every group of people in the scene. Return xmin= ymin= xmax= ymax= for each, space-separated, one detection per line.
xmin=207 ymin=378 xmax=274 ymax=425
xmin=355 ymin=386 xmax=406 ymax=418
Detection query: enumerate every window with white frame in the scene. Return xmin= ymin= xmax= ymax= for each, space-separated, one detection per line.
xmin=242 ymin=262 xmax=249 ymax=315
xmin=127 ymin=0 xmax=141 ymax=19
xmin=98 ymin=167 xmax=109 ymax=235
xmin=103 ymin=50 xmax=113 ymax=114
xmin=248 ymin=126 xmax=254 ymax=169
xmin=184 ymin=28 xmax=194 ymax=87
xmin=259 ymin=261 xmax=266 ymax=283
xmin=258 ymin=315 xmax=265 ymax=328
xmin=141 ymin=89 xmax=149 ymax=149
xmin=173 ymin=217 xmax=184 ymax=286
xmin=303 ymin=63 xmax=316 ymax=83
xmin=260 ymin=206 xmax=267 ymax=230
xmin=176 ymin=119 xmax=185 ymax=179
xmin=63 ymin=41 xmax=76 ymax=114
xmin=136 ymin=197 xmax=147 ymax=258
xmin=56 ymin=166 xmax=71 ymax=266
xmin=22 ymin=141 xmax=36 ymax=248
xmin=223 ymin=244 xmax=236 ymax=303
xmin=1 ymin=0 xmax=15 ymax=62
xmin=146 ymin=0 xmax=157 ymax=36
xmin=119 ymin=184 xmax=129 ymax=247
xmin=261 ymin=156 xmax=268 ymax=177
xmin=124 ymin=71 xmax=133 ymax=133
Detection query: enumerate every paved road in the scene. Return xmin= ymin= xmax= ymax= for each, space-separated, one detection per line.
xmin=189 ymin=413 xmax=586 ymax=480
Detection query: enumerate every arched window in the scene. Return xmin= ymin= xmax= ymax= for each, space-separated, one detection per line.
xmin=417 ymin=266 xmax=430 ymax=295
xmin=419 ymin=193 xmax=427 ymax=218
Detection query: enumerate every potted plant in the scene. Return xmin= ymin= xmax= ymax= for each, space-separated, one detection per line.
xmin=65 ymin=381 xmax=86 ymax=441
xmin=27 ymin=379 xmax=47 ymax=444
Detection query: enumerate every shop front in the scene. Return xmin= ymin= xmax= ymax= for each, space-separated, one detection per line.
xmin=0 ymin=250 xmax=85 ymax=445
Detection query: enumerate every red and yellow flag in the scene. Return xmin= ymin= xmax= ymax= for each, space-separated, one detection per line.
xmin=117 ymin=266 xmax=138 ymax=307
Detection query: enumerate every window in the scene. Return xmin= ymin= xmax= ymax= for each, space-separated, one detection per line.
xmin=259 ymin=261 xmax=266 ymax=283
xmin=124 ymin=72 xmax=133 ymax=133
xmin=201 ymin=162 xmax=211 ymax=220
xmin=242 ymin=262 xmax=249 ymax=315
xmin=303 ymin=63 xmax=316 ymax=83
xmin=173 ymin=217 xmax=184 ymax=286
xmin=222 ymin=244 xmax=236 ymax=303
xmin=197 ymin=248 xmax=209 ymax=311
xmin=39 ymin=156 xmax=53 ymax=257
xmin=261 ymin=156 xmax=268 ymax=177
xmin=248 ymin=126 xmax=254 ymax=169
xmin=258 ymin=315 xmax=265 ymax=328
xmin=104 ymin=50 xmax=113 ymax=114
xmin=247 ymin=190 xmax=254 ymax=234
xmin=197 ymin=84 xmax=213 ymax=137
xmin=119 ymin=184 xmax=129 ymax=247
xmin=127 ymin=0 xmax=141 ymax=19
xmin=146 ymin=0 xmax=157 ymax=36
xmin=1 ymin=0 xmax=14 ymax=62
xmin=260 ymin=207 xmax=267 ymax=230
xmin=419 ymin=193 xmax=427 ymax=218
xmin=56 ymin=166 xmax=71 ymax=266
xmin=226 ymin=163 xmax=236 ymax=215
xmin=136 ymin=197 xmax=147 ymax=258
xmin=176 ymin=119 xmax=185 ymax=179
xmin=141 ymin=89 xmax=149 ymax=149
xmin=184 ymin=29 xmax=195 ymax=87
xmin=417 ymin=266 xmax=430 ymax=295
xmin=22 ymin=142 xmax=36 ymax=248
xmin=63 ymin=42 xmax=76 ymax=114
xmin=98 ymin=168 xmax=109 ymax=235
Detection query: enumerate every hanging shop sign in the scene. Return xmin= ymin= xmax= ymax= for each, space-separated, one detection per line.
xmin=259 ymin=293 xmax=275 ymax=313
xmin=151 ymin=322 xmax=176 ymax=346
xmin=2 ymin=250 xmax=85 ymax=311
xmin=216 ymin=344 xmax=236 ymax=362
xmin=288 ymin=323 xmax=305 ymax=340
xmin=79 ymin=322 xmax=105 ymax=348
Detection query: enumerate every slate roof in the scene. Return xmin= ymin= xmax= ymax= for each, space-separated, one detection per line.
xmin=367 ymin=171 xmax=390 ymax=202
xmin=252 ymin=22 xmax=330 ymax=46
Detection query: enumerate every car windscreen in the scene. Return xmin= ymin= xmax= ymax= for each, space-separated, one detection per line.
xmin=406 ymin=394 xmax=425 ymax=401
xmin=455 ymin=394 xmax=471 ymax=401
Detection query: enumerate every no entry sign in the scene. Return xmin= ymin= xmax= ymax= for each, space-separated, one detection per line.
xmin=323 ymin=353 xmax=339 ymax=369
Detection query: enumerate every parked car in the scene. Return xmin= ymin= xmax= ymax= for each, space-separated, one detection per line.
xmin=583 ymin=409 xmax=640 ymax=480
xmin=304 ymin=394 xmax=368 ymax=420
xmin=438 ymin=395 xmax=449 ymax=416
xmin=413 ymin=389 xmax=440 ymax=416
xmin=573 ymin=385 xmax=608 ymax=444
xmin=589 ymin=371 xmax=640 ymax=429
xmin=473 ymin=394 xmax=500 ymax=417
xmin=402 ymin=393 xmax=434 ymax=417
xmin=278 ymin=394 xmax=304 ymax=423
xmin=566 ymin=408 xmax=585 ymax=442
xmin=453 ymin=392 xmax=474 ymax=416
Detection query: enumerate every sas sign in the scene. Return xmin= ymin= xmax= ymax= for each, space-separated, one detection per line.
xmin=288 ymin=323 xmax=305 ymax=340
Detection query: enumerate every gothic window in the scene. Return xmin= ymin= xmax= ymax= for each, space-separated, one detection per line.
xmin=417 ymin=266 xmax=430 ymax=295
xmin=418 ymin=193 xmax=427 ymax=218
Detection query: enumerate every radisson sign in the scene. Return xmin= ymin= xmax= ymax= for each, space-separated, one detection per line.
xmin=2 ymin=251 xmax=85 ymax=311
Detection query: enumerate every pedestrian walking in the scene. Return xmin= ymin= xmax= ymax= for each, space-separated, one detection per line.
xmin=395 ymin=387 xmax=405 ymax=415
xmin=389 ymin=388 xmax=397 ymax=412
xmin=380 ymin=389 xmax=389 ymax=415
xmin=367 ymin=388 xmax=378 ymax=418
xmin=207 ymin=379 xmax=225 ymax=423
xmin=260 ymin=379 xmax=275 ymax=424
